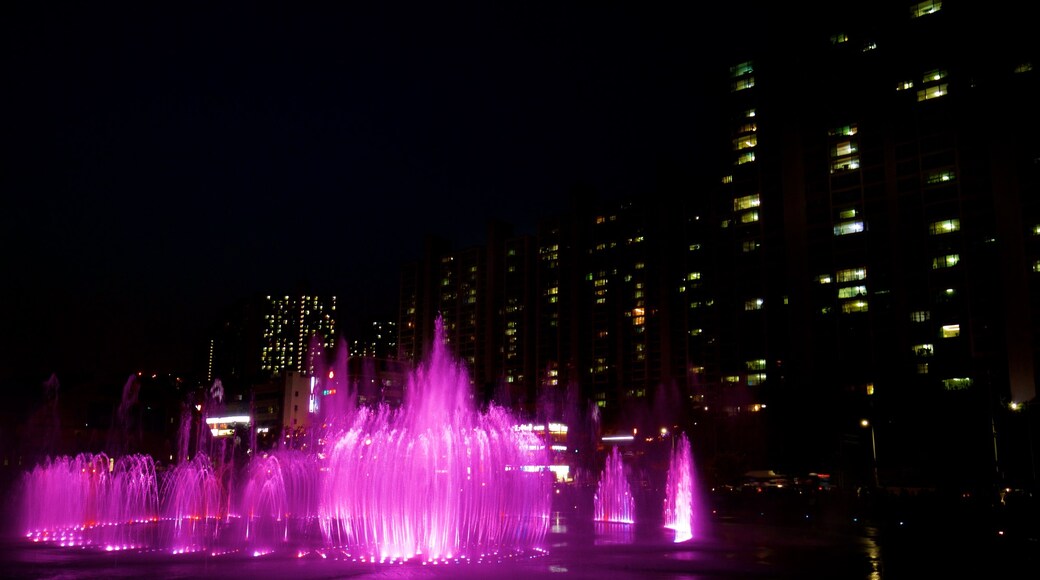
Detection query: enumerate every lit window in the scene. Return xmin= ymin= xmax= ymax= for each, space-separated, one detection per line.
xmin=733 ymin=135 xmax=758 ymax=150
xmin=729 ymin=61 xmax=753 ymax=77
xmin=830 ymin=156 xmax=860 ymax=173
xmin=731 ymin=77 xmax=755 ymax=92
xmin=734 ymin=194 xmax=761 ymax=210
xmin=839 ymin=208 xmax=857 ymax=219
xmin=842 ymin=300 xmax=869 ymax=313
xmin=910 ymin=1 xmax=942 ymax=18
xmin=917 ymin=363 xmax=929 ymax=374
xmin=932 ymin=254 xmax=960 ymax=269
xmin=911 ymin=310 xmax=931 ymax=322
xmin=1014 ymin=62 xmax=1033 ymax=74
xmin=838 ymin=285 xmax=867 ymax=299
xmin=922 ymin=69 xmax=947 ymax=83
xmin=836 ymin=267 xmax=867 ymax=282
xmin=896 ymin=80 xmax=914 ymax=91
xmin=1033 ymin=261 xmax=1040 ymax=273
xmin=690 ymin=328 xmax=702 ymax=336
xmin=741 ymin=210 xmax=759 ymax=223
xmin=941 ymin=324 xmax=960 ymax=338
xmin=926 ymin=170 xmax=956 ymax=184
xmin=724 ymin=375 xmax=740 ymax=383
xmin=742 ymin=240 xmax=759 ymax=253
xmin=737 ymin=122 xmax=757 ymax=134
xmin=746 ymin=359 xmax=766 ymax=370
xmin=929 ymin=219 xmax=960 ymax=234
xmin=747 ymin=373 xmax=767 ymax=386
xmin=736 ymin=151 xmax=756 ymax=165
xmin=745 ymin=298 xmax=764 ymax=311
xmin=912 ymin=344 xmax=934 ymax=357
xmin=942 ymin=377 xmax=973 ymax=391
xmin=832 ymin=140 xmax=857 ymax=157
xmin=830 ymin=33 xmax=849 ymax=45
xmin=744 ymin=108 xmax=756 ymax=118
xmin=829 ymin=124 xmax=858 ymax=137
xmin=816 ymin=274 xmax=833 ymax=284
xmin=687 ymin=272 xmax=701 ymax=280
xmin=917 ymin=83 xmax=948 ymax=101
xmin=834 ymin=221 xmax=865 ymax=236
xmin=721 ymin=175 xmax=733 ymax=184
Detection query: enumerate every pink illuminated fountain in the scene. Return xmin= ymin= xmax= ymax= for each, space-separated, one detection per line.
xmin=663 ymin=432 xmax=696 ymax=542
xmin=593 ymin=446 xmax=635 ymax=524
xmin=17 ymin=316 xmax=551 ymax=562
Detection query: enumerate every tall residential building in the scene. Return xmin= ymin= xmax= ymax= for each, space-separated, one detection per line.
xmin=397 ymin=1 xmax=1038 ymax=492
xmin=259 ymin=294 xmax=337 ymax=378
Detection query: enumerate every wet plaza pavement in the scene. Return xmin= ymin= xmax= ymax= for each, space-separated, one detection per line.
xmin=3 ymin=491 xmax=1037 ymax=579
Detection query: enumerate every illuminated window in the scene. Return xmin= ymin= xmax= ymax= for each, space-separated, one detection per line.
xmin=836 ymin=267 xmax=867 ymax=282
xmin=842 ymin=300 xmax=869 ymax=313
xmin=734 ymin=194 xmax=761 ymax=210
xmin=724 ymin=375 xmax=740 ymax=383
xmin=829 ymin=124 xmax=858 ymax=137
xmin=834 ymin=221 xmax=865 ymax=236
xmin=744 ymin=108 xmax=756 ymax=118
xmin=746 ymin=359 xmax=766 ymax=370
xmin=912 ymin=344 xmax=934 ymax=357
xmin=731 ymin=77 xmax=755 ymax=92
xmin=911 ymin=310 xmax=930 ymax=322
xmin=742 ymin=240 xmax=759 ymax=253
xmin=721 ymin=175 xmax=733 ymax=184
xmin=838 ymin=285 xmax=867 ymax=299
xmin=929 ymin=219 xmax=960 ymax=234
xmin=942 ymin=377 xmax=972 ymax=391
xmin=833 ymin=141 xmax=857 ymax=156
xmin=736 ymin=151 xmax=756 ymax=165
xmin=733 ymin=135 xmax=757 ymax=150
xmin=745 ymin=298 xmax=764 ymax=311
xmin=689 ymin=243 xmax=702 ymax=251
xmin=917 ymin=83 xmax=948 ymax=101
xmin=687 ymin=272 xmax=701 ymax=280
xmin=917 ymin=363 xmax=929 ymax=374
xmin=831 ymin=156 xmax=860 ymax=173
xmin=830 ymin=33 xmax=849 ymax=45
xmin=839 ymin=208 xmax=857 ymax=219
xmin=896 ymin=80 xmax=914 ymax=91
xmin=932 ymin=254 xmax=959 ymax=269
xmin=690 ymin=328 xmax=703 ymax=336
xmin=747 ymin=373 xmax=767 ymax=386
xmin=910 ymin=1 xmax=942 ymax=18
xmin=741 ymin=210 xmax=759 ymax=223
xmin=730 ymin=61 xmax=753 ymax=77
xmin=737 ymin=122 xmax=757 ymax=134
xmin=1032 ymin=261 xmax=1040 ymax=273
xmin=1014 ymin=62 xmax=1033 ymax=74
xmin=941 ymin=324 xmax=960 ymax=338
xmin=922 ymin=69 xmax=947 ymax=83
xmin=926 ymin=170 xmax=956 ymax=184
xmin=816 ymin=274 xmax=833 ymax=284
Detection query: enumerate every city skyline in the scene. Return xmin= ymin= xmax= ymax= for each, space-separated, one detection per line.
xmin=1 ymin=1 xmax=764 ymax=386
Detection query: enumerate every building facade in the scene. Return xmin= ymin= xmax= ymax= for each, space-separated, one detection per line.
xmin=398 ymin=1 xmax=1038 ymax=492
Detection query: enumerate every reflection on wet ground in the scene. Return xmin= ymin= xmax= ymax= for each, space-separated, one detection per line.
xmin=2 ymin=488 xmax=1037 ymax=579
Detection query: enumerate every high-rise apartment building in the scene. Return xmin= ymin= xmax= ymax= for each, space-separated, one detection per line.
xmin=398 ymin=1 xmax=1038 ymax=492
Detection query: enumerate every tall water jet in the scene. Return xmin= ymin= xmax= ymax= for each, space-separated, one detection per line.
xmin=662 ymin=432 xmax=695 ymax=542
xmin=17 ymin=316 xmax=551 ymax=562
xmin=319 ymin=317 xmax=551 ymax=560
xmin=593 ymin=446 xmax=635 ymax=524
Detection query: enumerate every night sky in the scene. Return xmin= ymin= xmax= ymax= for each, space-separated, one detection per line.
xmin=1 ymin=2 xmax=778 ymax=389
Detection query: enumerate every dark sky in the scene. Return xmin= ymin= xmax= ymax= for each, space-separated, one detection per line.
xmin=1 ymin=2 xmax=769 ymax=387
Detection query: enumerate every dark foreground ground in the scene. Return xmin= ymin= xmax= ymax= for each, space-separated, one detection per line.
xmin=1 ymin=486 xmax=1037 ymax=579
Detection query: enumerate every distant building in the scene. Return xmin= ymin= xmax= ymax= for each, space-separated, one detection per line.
xmin=398 ymin=2 xmax=1039 ymax=493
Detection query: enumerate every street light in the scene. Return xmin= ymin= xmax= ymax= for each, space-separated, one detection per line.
xmin=861 ymin=419 xmax=879 ymax=487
